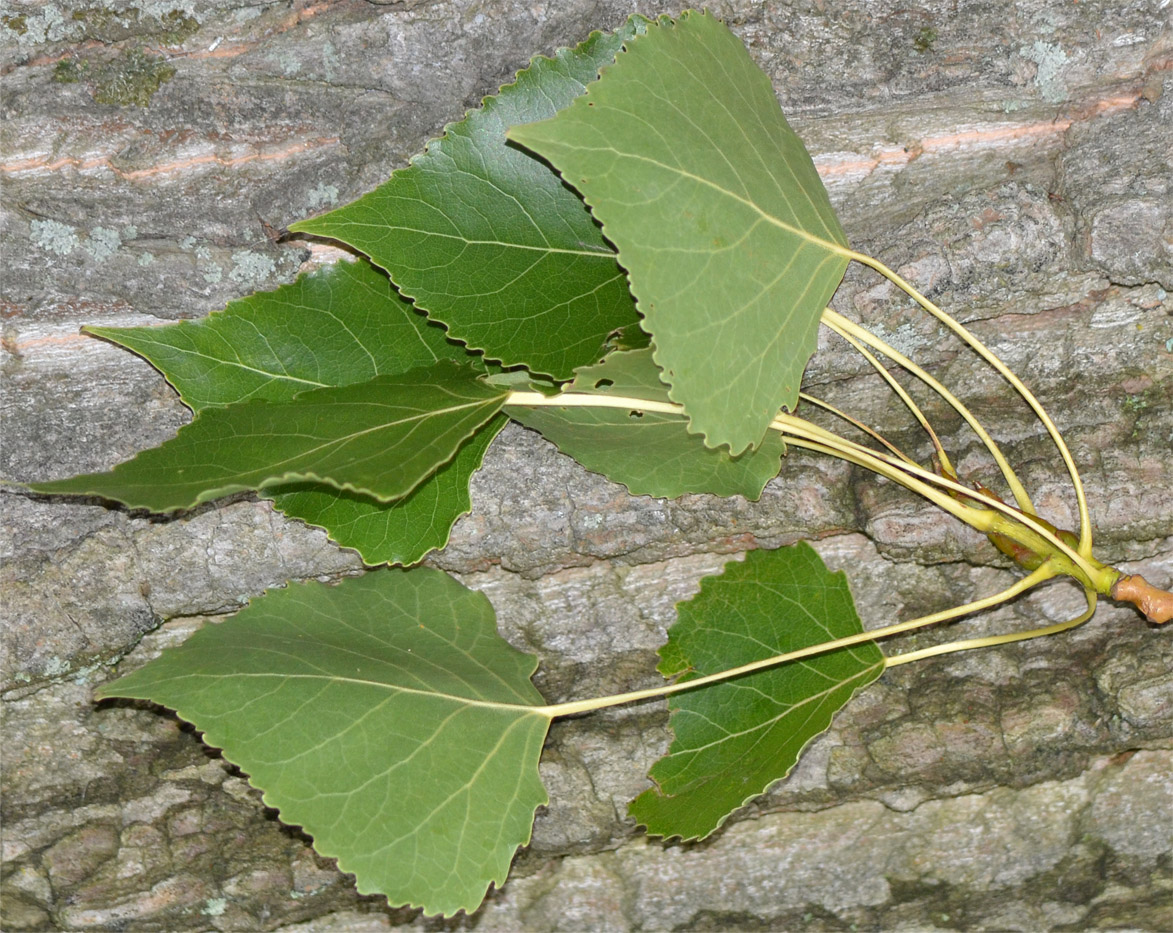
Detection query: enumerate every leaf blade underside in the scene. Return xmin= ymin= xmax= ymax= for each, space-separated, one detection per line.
xmin=290 ymin=19 xmax=650 ymax=379
xmin=30 ymin=361 xmax=508 ymax=513
xmin=97 ymin=569 xmax=551 ymax=918
xmin=507 ymin=348 xmax=785 ymax=499
xmin=509 ymin=11 xmax=850 ymax=453
xmin=628 ymin=543 xmax=884 ymax=841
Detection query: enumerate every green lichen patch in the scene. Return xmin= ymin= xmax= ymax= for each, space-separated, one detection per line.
xmin=156 ymin=8 xmax=198 ymax=44
xmin=1023 ymin=40 xmax=1069 ymax=103
xmin=53 ymin=58 xmax=84 ymax=83
xmin=57 ymin=47 xmax=175 ymax=107
xmin=306 ymin=183 xmax=340 ymax=210
xmin=70 ymin=6 xmax=199 ymax=45
xmin=85 ymin=227 xmax=123 ymax=262
xmin=913 ymin=27 xmax=937 ymax=53
xmin=93 ymin=48 xmax=176 ymax=106
xmin=52 ymin=47 xmax=177 ymax=106
xmin=30 ymin=219 xmax=80 ymax=256
xmin=2 ymin=13 xmax=27 ymax=34
xmin=227 ymin=250 xmax=276 ymax=286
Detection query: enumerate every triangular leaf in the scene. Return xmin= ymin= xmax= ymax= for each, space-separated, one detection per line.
xmin=290 ymin=19 xmax=651 ymax=379
xmin=509 ymin=11 xmax=850 ymax=453
xmin=629 ymin=543 xmax=884 ymax=840
xmin=31 ymin=362 xmax=507 ymax=513
xmin=86 ymin=259 xmax=501 ymax=565
xmin=97 ymin=569 xmax=552 ymax=917
xmin=507 ymin=349 xmax=785 ymax=499
xmin=265 ymin=413 xmax=506 ymax=566
xmin=87 ymin=258 xmax=471 ymax=411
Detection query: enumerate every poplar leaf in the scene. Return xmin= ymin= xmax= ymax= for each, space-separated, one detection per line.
xmin=629 ymin=544 xmax=884 ymax=840
xmin=86 ymin=259 xmax=465 ymax=410
xmin=30 ymin=362 xmax=508 ymax=513
xmin=509 ymin=11 xmax=850 ymax=453
xmin=97 ymin=569 xmax=552 ymax=918
xmin=289 ymin=18 xmax=650 ymax=379
xmin=86 ymin=260 xmax=500 ymax=565
xmin=507 ymin=349 xmax=785 ymax=499
xmin=266 ymin=414 xmax=505 ymax=566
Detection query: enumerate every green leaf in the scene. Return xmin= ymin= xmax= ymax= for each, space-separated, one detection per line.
xmin=85 ymin=260 xmax=501 ymax=565
xmin=604 ymin=322 xmax=652 ymax=353
xmin=87 ymin=258 xmax=470 ymax=410
xmin=507 ymin=349 xmax=785 ymax=499
xmin=509 ymin=11 xmax=850 ymax=453
xmin=628 ymin=543 xmax=884 ymax=841
xmin=289 ymin=19 xmax=650 ymax=380
xmin=265 ymin=413 xmax=506 ymax=566
xmin=97 ymin=569 xmax=552 ymax=917
xmin=31 ymin=362 xmax=507 ymax=513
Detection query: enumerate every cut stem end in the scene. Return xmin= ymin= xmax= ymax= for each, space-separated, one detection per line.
xmin=1110 ymin=574 xmax=1173 ymax=624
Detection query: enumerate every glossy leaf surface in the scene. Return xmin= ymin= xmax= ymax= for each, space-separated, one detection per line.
xmin=97 ymin=569 xmax=551 ymax=917
xmin=509 ymin=11 xmax=850 ymax=453
xmin=87 ymin=259 xmax=466 ymax=409
xmin=31 ymin=362 xmax=507 ymax=513
xmin=266 ymin=414 xmax=505 ymax=566
xmin=507 ymin=349 xmax=785 ymax=499
xmin=88 ymin=260 xmax=499 ymax=565
xmin=290 ymin=20 xmax=649 ymax=379
xmin=629 ymin=543 xmax=884 ymax=840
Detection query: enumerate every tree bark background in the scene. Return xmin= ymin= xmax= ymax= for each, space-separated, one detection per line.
xmin=2 ymin=1 xmax=1171 ymax=930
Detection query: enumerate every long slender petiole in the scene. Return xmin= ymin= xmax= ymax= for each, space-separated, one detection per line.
xmin=505 ymin=391 xmax=1106 ymax=588
xmin=815 ymin=317 xmax=953 ymax=474
xmin=798 ymin=391 xmax=918 ymax=466
xmin=886 ymin=584 xmax=1096 ymax=667
xmin=841 ymin=252 xmax=1093 ymax=559
xmin=534 ymin=566 xmax=1054 ymax=718
xmin=775 ymin=424 xmax=1106 ymax=588
xmin=821 ymin=308 xmax=1035 ymax=516
xmin=767 ymin=406 xmax=1103 ymax=583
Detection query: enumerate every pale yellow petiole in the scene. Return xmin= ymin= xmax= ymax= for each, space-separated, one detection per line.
xmin=841 ymin=251 xmax=1094 ymax=561
xmin=504 ymin=390 xmax=1107 ymax=589
xmin=534 ymin=566 xmax=1055 ymax=718
xmin=886 ymin=584 xmax=1096 ymax=667
xmin=821 ymin=308 xmax=1035 ymax=516
xmin=816 ymin=314 xmax=955 ymax=477
xmin=770 ymin=417 xmax=1107 ymax=588
xmin=798 ymin=391 xmax=918 ymax=466
xmin=505 ymin=382 xmax=1107 ymax=720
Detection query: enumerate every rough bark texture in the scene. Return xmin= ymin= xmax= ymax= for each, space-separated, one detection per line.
xmin=2 ymin=1 xmax=1171 ymax=930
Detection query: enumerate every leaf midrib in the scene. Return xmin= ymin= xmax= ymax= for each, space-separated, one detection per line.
xmin=137 ymin=394 xmax=502 ymax=494
xmin=302 ymin=219 xmax=618 ymax=259
xmin=665 ymin=657 xmax=884 ymax=762
xmin=129 ymin=669 xmax=549 ymax=715
xmin=87 ymin=327 xmax=333 ymax=396
xmin=543 ymin=143 xmax=851 ymax=259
